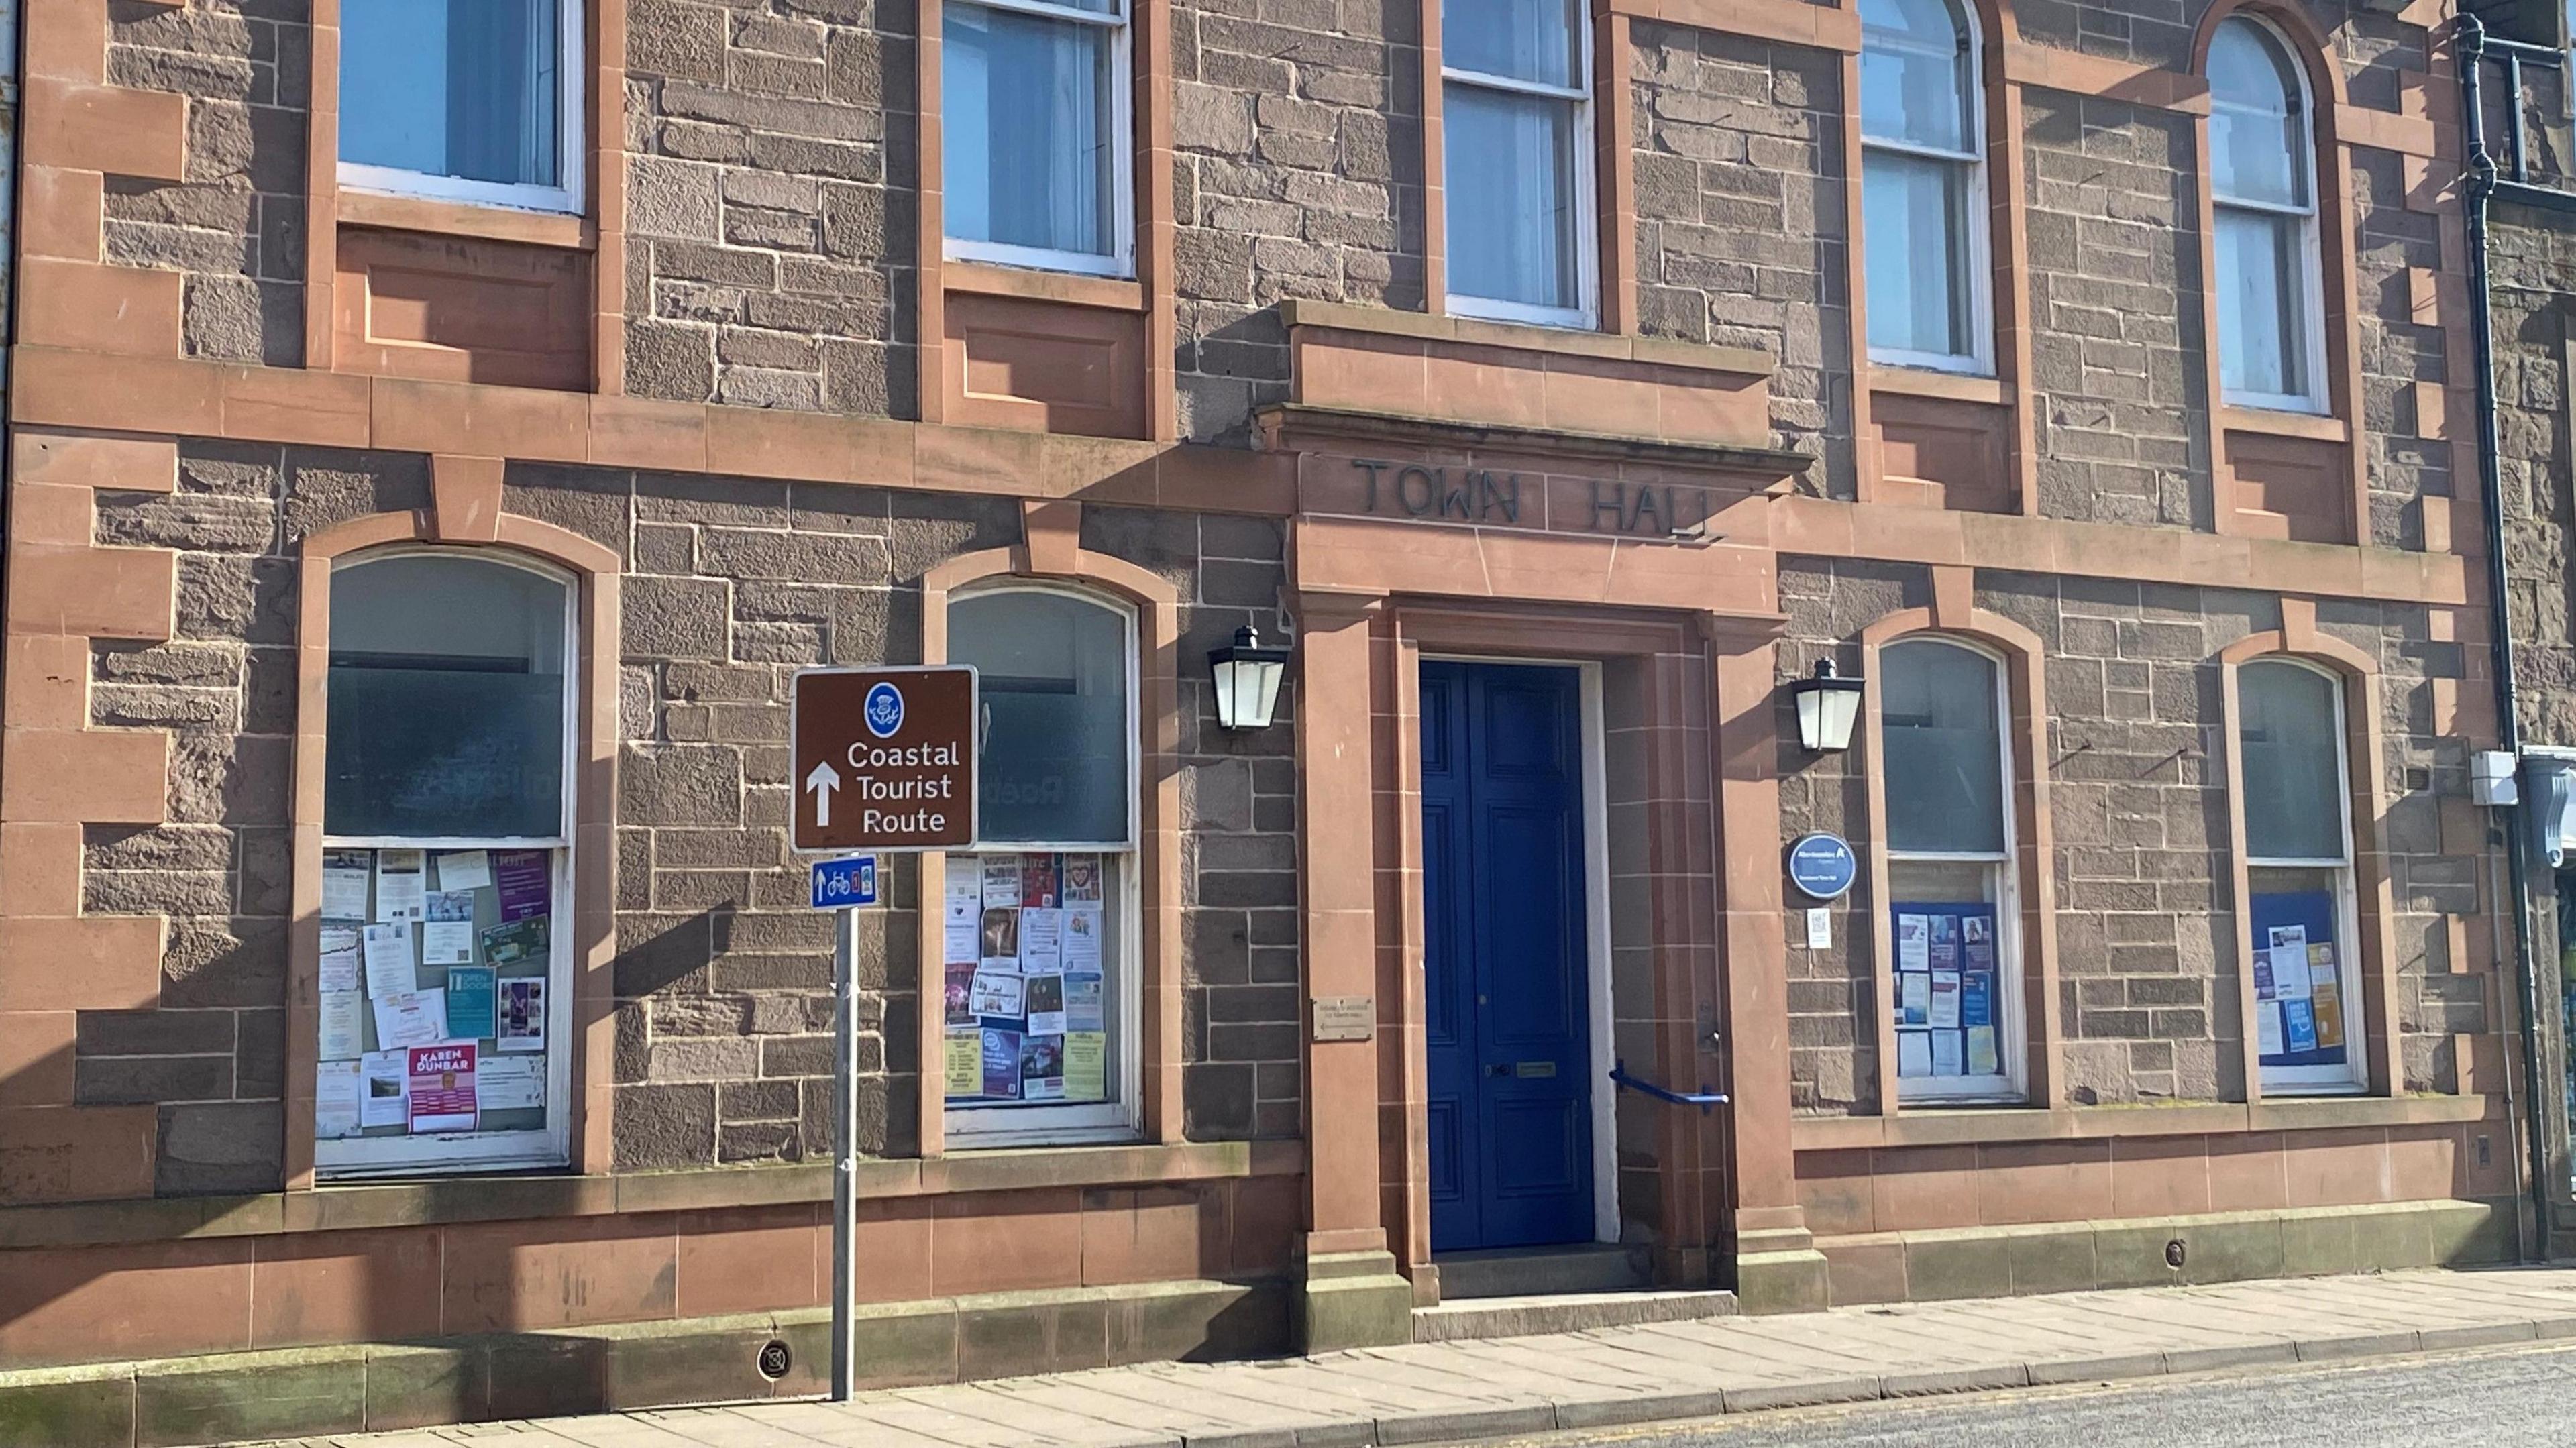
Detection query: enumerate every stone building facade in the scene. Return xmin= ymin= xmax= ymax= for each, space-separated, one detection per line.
xmin=0 ymin=0 xmax=2532 ymax=1439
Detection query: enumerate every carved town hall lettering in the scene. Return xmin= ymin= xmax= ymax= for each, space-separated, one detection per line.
xmin=1346 ymin=459 xmax=1709 ymax=537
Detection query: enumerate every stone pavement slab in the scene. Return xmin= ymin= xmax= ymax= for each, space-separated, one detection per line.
xmin=246 ymin=1268 xmax=2576 ymax=1448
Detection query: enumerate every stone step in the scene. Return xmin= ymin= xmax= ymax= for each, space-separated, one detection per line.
xmin=1436 ymin=1244 xmax=1650 ymax=1299
xmin=1413 ymin=1288 xmax=1740 ymax=1343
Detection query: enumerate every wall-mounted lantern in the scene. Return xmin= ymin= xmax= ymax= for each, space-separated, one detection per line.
xmin=1210 ymin=626 xmax=1292 ymax=730
xmin=1790 ymin=659 xmax=1864 ymax=754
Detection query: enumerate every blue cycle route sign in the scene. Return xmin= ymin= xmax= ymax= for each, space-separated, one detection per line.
xmin=810 ymin=855 xmax=879 ymax=911
xmin=1786 ymin=833 xmax=1858 ymax=901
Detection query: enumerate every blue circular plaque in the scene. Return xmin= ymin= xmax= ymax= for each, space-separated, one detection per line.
xmin=1786 ymin=833 xmax=1858 ymax=901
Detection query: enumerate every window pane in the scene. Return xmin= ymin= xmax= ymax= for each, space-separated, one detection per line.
xmin=2239 ymin=662 xmax=2347 ymax=861
xmin=2208 ymin=19 xmax=2307 ymax=208
xmin=943 ymin=4 xmax=1117 ymax=258
xmin=2215 ymin=209 xmax=2307 ymax=399
xmin=943 ymin=851 xmax=1122 ymax=1111
xmin=1445 ymin=85 xmax=1580 ymax=311
xmin=343 ymin=0 xmax=562 ymax=188
xmin=1859 ymin=0 xmax=1971 ymax=152
xmin=327 ymin=555 xmax=568 ymax=840
xmin=1443 ymin=0 xmax=1581 ymax=88
xmin=2249 ymin=865 xmax=2351 ymax=1070
xmin=1863 ymin=154 xmax=1974 ymax=357
xmin=952 ymin=590 xmax=1132 ymax=844
xmin=1882 ymin=639 xmax=2006 ymax=854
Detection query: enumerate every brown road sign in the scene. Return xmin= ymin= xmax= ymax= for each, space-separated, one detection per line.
xmin=790 ymin=666 xmax=978 ymax=852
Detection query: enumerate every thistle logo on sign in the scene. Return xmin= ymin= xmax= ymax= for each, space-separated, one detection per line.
xmin=791 ymin=666 xmax=978 ymax=852
xmin=864 ymin=681 xmax=904 ymax=738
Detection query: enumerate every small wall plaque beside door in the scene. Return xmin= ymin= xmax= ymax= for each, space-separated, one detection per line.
xmin=1312 ymin=995 xmax=1376 ymax=1042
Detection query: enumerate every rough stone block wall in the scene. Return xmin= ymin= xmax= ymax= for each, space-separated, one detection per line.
xmin=1169 ymin=0 xmax=1423 ymax=445
xmin=2021 ymin=91 xmax=2204 ymax=528
xmin=107 ymin=0 xmax=307 ymax=366
xmin=66 ymin=454 xmax=1301 ymax=1191
xmin=623 ymin=0 xmax=915 ymax=416
xmin=1631 ymin=24 xmax=1853 ymax=500
xmin=1778 ymin=559 xmax=2485 ymax=1113
xmin=2489 ymin=207 xmax=2576 ymax=744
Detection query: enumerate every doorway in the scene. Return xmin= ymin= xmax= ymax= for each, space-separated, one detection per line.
xmin=1420 ymin=659 xmax=1602 ymax=1251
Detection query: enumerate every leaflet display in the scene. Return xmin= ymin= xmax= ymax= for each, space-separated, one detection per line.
xmin=1889 ymin=901 xmax=2004 ymax=1084
xmin=941 ymin=851 xmax=1114 ymax=1108
xmin=313 ymin=846 xmax=556 ymax=1143
xmin=2249 ymin=888 xmax=2347 ymax=1068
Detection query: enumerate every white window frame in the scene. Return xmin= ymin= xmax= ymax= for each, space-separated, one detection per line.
xmin=315 ymin=547 xmax=580 ymax=1178
xmin=944 ymin=581 xmax=1146 ymax=1146
xmin=2241 ymin=657 xmax=2367 ymax=1095
xmin=337 ymin=0 xmax=586 ymax=215
xmin=1883 ymin=636 xmax=2025 ymax=1104
xmin=2210 ymin=15 xmax=2330 ymax=416
xmin=1440 ymin=1 xmax=1600 ymax=329
xmin=941 ymin=0 xmax=1138 ymax=280
xmin=1860 ymin=0 xmax=1994 ymax=376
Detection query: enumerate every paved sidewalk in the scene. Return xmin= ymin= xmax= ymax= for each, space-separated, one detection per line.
xmin=274 ymin=1268 xmax=2576 ymax=1448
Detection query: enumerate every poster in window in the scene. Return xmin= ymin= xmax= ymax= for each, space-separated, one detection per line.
xmin=1929 ymin=972 xmax=1961 ymax=1029
xmin=1020 ymin=1035 xmax=1065 ymax=1101
xmin=360 ymin=1049 xmax=408 ymax=1128
xmin=981 ymin=1027 xmax=1022 ymax=1097
xmin=1062 ymin=854 xmax=1102 ymax=902
xmin=319 ymin=990 xmax=365 ymax=1061
xmin=1065 ymin=1031 xmax=1107 ymax=1100
xmin=1897 ymin=1032 xmax=1933 ymax=1077
xmin=317 ymin=1060 xmax=363 ymax=1139
xmin=1022 ymin=856 xmax=1059 ymax=907
xmin=2257 ymin=999 xmax=2287 ymax=1056
xmin=2311 ymin=980 xmax=2345 ymax=1050
xmin=1063 ymin=972 xmax=1104 ymax=1033
xmin=1896 ymin=913 xmax=1929 ymax=970
xmin=1961 ymin=972 xmax=1992 ymax=1029
xmin=422 ymin=891 xmax=477 ymax=966
xmin=981 ymin=856 xmax=1021 ymax=909
xmin=407 ymin=1042 xmax=478 ymax=1133
xmin=969 ymin=968 xmax=1024 ymax=1018
xmin=372 ymin=987 xmax=448 ymax=1050
xmin=494 ymin=850 xmax=551 ymax=921
xmin=478 ymin=1055 xmax=544 ymax=1112
xmin=945 ymin=962 xmax=975 ymax=1025
xmin=1899 ymin=972 xmax=1929 ymax=1027
xmin=435 ymin=850 xmax=492 ymax=891
xmin=1063 ymin=905 xmax=1104 ymax=972
xmin=362 ymin=922 xmax=417 ymax=998
xmin=323 ymin=850 xmax=372 ymax=921
xmin=482 ymin=916 xmax=547 ymax=967
xmin=1891 ymin=902 xmax=2002 ymax=1081
xmin=1928 ymin=913 xmax=1958 ymax=970
xmin=1021 ymin=907 xmax=1063 ymax=972
xmin=1930 ymin=1032 xmax=1964 ymax=1076
xmin=1025 ymin=972 xmax=1067 ymax=1037
xmin=445 ymin=967 xmax=498 ymax=1040
xmin=979 ymin=907 xmax=1020 ymax=966
xmin=945 ymin=1031 xmax=982 ymax=1095
xmin=375 ymin=849 xmax=428 ymax=922
xmin=497 ymin=978 xmax=546 ymax=1052
xmin=2283 ymin=999 xmax=2319 ymax=1054
xmin=943 ymin=874 xmax=981 ymax=965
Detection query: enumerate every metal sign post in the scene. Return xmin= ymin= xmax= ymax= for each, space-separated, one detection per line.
xmin=791 ymin=665 xmax=977 ymax=1404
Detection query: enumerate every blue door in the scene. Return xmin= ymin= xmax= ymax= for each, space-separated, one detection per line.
xmin=1421 ymin=660 xmax=1595 ymax=1251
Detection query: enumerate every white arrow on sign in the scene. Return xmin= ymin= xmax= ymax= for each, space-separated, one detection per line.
xmin=804 ymin=760 xmax=842 ymax=828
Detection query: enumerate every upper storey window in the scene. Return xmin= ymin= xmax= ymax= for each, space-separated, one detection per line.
xmin=1860 ymin=0 xmax=1990 ymax=373
xmin=340 ymin=0 xmax=584 ymax=213
xmin=2209 ymin=17 xmax=2326 ymax=412
xmin=944 ymin=0 xmax=1136 ymax=278
xmin=1442 ymin=0 xmax=1598 ymax=327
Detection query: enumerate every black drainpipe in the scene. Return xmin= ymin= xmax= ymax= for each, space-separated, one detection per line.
xmin=2455 ymin=13 xmax=2557 ymax=1261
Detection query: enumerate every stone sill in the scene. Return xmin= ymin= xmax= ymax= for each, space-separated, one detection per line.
xmin=1791 ymin=1093 xmax=2493 ymax=1152
xmin=1277 ymin=298 xmax=1775 ymax=378
xmin=0 ymin=1138 xmax=1305 ymax=1253
xmin=337 ymin=188 xmax=593 ymax=251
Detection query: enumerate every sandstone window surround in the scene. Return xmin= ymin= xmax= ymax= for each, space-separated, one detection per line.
xmin=939 ymin=583 xmax=1146 ymax=1144
xmin=313 ymin=547 xmax=581 ymax=1177
xmin=1858 ymin=0 xmax=1994 ymax=376
xmin=2215 ymin=607 xmax=2402 ymax=1102
xmin=2206 ymin=14 xmax=2330 ymax=415
xmin=1438 ymin=0 xmax=1600 ymax=329
xmin=1856 ymin=580 xmax=2064 ymax=1118
xmin=940 ymin=0 xmax=1138 ymax=279
xmin=337 ymin=0 xmax=590 ymax=217
xmin=917 ymin=520 xmax=1187 ymax=1154
xmin=285 ymin=486 xmax=623 ymax=1190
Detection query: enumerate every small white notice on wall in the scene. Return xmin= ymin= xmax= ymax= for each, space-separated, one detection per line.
xmin=1805 ymin=907 xmax=1832 ymax=950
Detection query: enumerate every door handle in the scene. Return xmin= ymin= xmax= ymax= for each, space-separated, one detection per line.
xmin=1487 ymin=1063 xmax=1513 ymax=1078
xmin=1487 ymin=1062 xmax=1559 ymax=1079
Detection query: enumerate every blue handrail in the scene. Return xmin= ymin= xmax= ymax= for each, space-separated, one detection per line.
xmin=1608 ymin=1060 xmax=1727 ymax=1113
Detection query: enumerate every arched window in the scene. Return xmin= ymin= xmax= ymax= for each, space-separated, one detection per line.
xmin=1879 ymin=636 xmax=2020 ymax=1099
xmin=1860 ymin=0 xmax=1989 ymax=372
xmin=2237 ymin=659 xmax=2363 ymax=1091
xmin=941 ymin=584 xmax=1141 ymax=1141
xmin=317 ymin=549 xmax=576 ymax=1176
xmin=2208 ymin=16 xmax=2325 ymax=411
